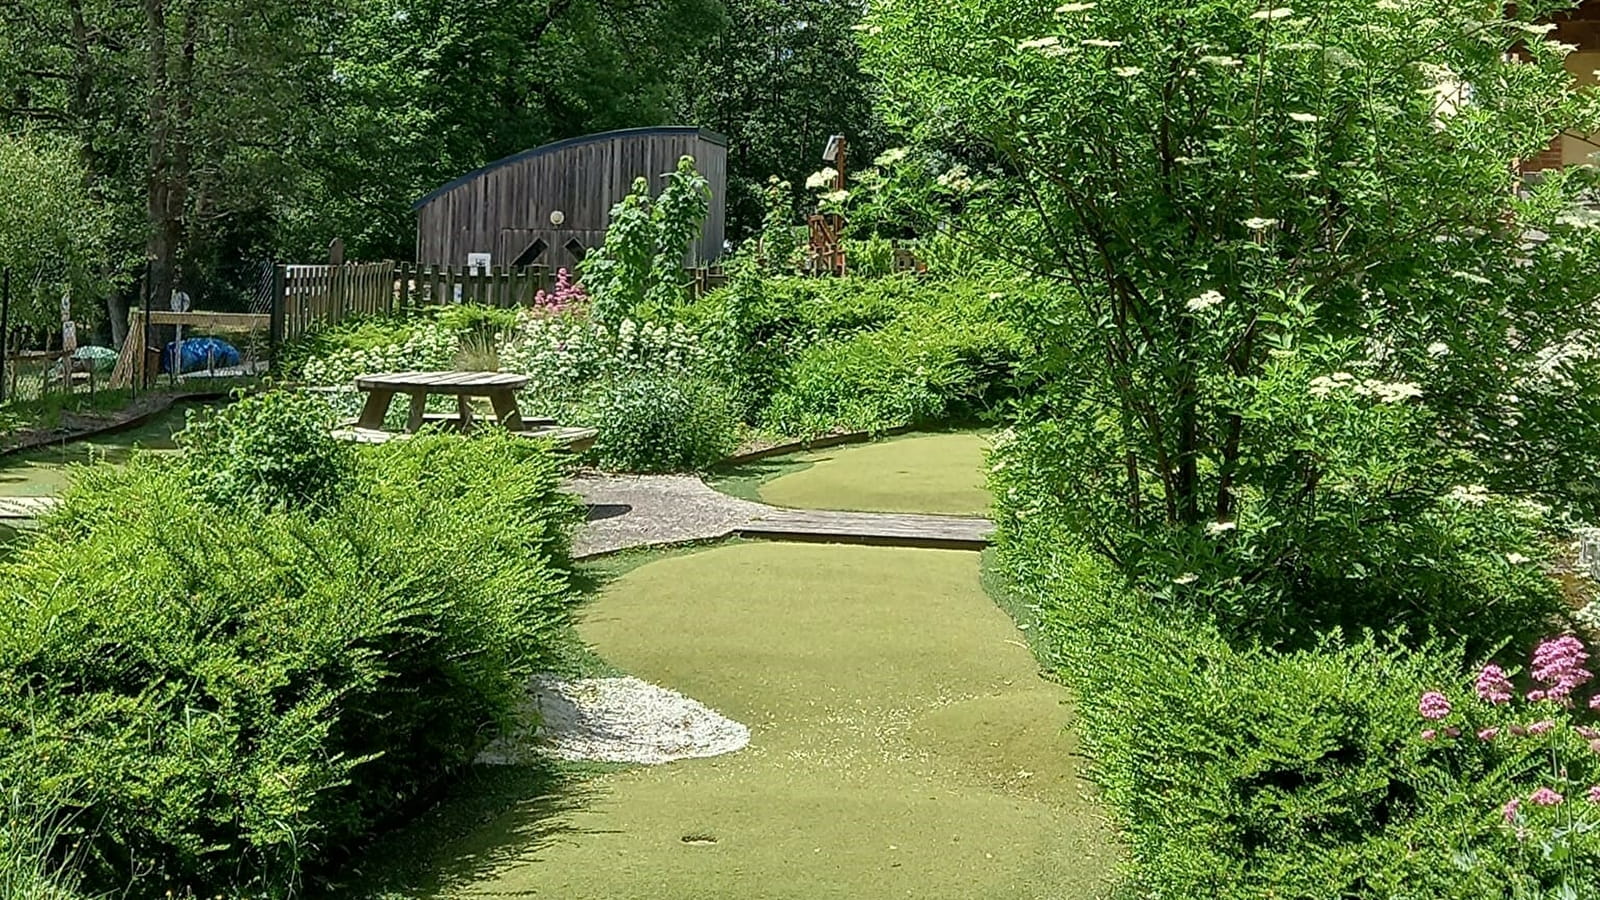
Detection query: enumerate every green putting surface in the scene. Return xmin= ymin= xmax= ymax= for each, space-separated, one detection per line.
xmin=0 ymin=403 xmax=195 ymax=497
xmin=417 ymin=543 xmax=1114 ymax=899
xmin=738 ymin=431 xmax=993 ymax=517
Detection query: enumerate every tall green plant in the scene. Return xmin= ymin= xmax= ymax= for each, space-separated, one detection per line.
xmin=863 ymin=0 xmax=1600 ymax=605
xmin=583 ymin=155 xmax=711 ymax=324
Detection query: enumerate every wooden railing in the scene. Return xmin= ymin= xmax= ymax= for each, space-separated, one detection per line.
xmin=269 ymin=261 xmax=728 ymax=347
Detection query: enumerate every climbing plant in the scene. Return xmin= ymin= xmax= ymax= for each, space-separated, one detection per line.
xmin=583 ymin=155 xmax=711 ymax=324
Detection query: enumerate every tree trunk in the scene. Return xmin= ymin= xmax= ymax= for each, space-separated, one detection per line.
xmin=145 ymin=0 xmax=175 ymax=316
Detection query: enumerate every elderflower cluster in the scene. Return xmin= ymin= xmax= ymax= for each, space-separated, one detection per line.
xmin=1308 ymin=371 xmax=1423 ymax=403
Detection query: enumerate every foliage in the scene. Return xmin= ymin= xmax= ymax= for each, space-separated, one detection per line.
xmin=498 ymin=314 xmax=708 ymax=418
xmin=0 ymin=132 xmax=114 ymax=329
xmin=991 ymin=340 xmax=1568 ymax=654
xmin=579 ymin=371 xmax=742 ymax=473
xmin=991 ymin=514 xmax=1600 ymax=899
xmin=582 ymin=156 xmax=712 ymax=325
xmin=301 ymin=321 xmax=460 ymax=388
xmin=176 ymin=389 xmax=352 ymax=513
xmin=690 ymin=273 xmax=1028 ymax=436
xmin=862 ymin=0 xmax=1600 ymax=551
xmin=281 ymin=0 xmax=724 ymax=261
xmin=0 ymin=428 xmax=578 ymax=896
xmin=672 ymin=0 xmax=884 ymax=238
xmin=0 ymin=789 xmax=94 ymax=900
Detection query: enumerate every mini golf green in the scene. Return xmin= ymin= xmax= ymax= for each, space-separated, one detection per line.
xmin=0 ymin=403 xmax=195 ymax=498
xmin=725 ymin=431 xmax=993 ymax=517
xmin=414 ymin=542 xmax=1114 ymax=899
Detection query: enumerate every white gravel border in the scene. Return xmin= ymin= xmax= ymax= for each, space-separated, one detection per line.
xmin=478 ymin=675 xmax=751 ymax=766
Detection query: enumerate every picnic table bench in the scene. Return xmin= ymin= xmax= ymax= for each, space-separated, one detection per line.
xmin=340 ymin=371 xmax=597 ymax=451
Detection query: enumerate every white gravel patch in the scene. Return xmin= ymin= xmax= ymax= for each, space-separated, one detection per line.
xmin=478 ymin=675 xmax=751 ymax=766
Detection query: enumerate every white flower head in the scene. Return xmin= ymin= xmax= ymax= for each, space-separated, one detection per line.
xmin=1056 ymin=1 xmax=1097 ymax=11
xmin=873 ymin=147 xmax=910 ymax=167
xmin=1187 ymin=290 xmax=1224 ymax=312
xmin=1506 ymin=552 xmax=1531 ymax=565
xmin=1113 ymin=66 xmax=1145 ymax=77
xmin=1242 ymin=217 xmax=1278 ymax=231
xmin=805 ymin=167 xmax=838 ymax=190
xmin=1288 ymin=112 xmax=1320 ymax=123
xmin=1173 ymin=572 xmax=1200 ymax=586
xmin=1517 ymin=22 xmax=1558 ymax=35
xmin=1427 ymin=341 xmax=1451 ymax=358
xmin=1205 ymin=520 xmax=1238 ymax=536
xmin=1250 ymin=7 xmax=1294 ymax=20
xmin=1200 ymin=55 xmax=1244 ymax=66
xmin=1082 ymin=38 xmax=1124 ymax=48
xmin=821 ymin=190 xmax=850 ymax=204
xmin=1018 ymin=36 xmax=1063 ymax=51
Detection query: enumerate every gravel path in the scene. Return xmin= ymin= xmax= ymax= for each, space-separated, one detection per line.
xmin=567 ymin=473 xmax=771 ymax=558
xmin=566 ymin=472 xmax=992 ymax=558
xmin=477 ymin=675 xmax=751 ymax=766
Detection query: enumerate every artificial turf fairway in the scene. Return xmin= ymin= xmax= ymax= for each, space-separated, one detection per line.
xmin=425 ymin=542 xmax=1114 ymax=899
xmin=752 ymin=431 xmax=993 ymax=517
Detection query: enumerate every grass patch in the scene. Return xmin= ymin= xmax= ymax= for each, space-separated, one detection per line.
xmin=715 ymin=431 xmax=993 ymax=517
xmin=380 ymin=541 xmax=1115 ymax=899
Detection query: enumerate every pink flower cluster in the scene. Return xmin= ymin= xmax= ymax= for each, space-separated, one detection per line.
xmin=1419 ymin=691 xmax=1452 ymax=721
xmin=1475 ymin=665 xmax=1513 ymax=705
xmin=1531 ymin=636 xmax=1592 ymax=703
xmin=532 ymin=268 xmax=588 ymax=315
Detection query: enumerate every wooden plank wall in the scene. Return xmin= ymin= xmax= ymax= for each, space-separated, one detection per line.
xmin=415 ymin=128 xmax=728 ymax=267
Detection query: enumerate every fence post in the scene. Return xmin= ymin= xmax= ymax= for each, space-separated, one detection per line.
xmin=269 ymin=263 xmax=286 ymax=372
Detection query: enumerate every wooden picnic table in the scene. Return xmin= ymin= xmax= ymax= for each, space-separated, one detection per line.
xmin=355 ymin=371 xmax=533 ymax=433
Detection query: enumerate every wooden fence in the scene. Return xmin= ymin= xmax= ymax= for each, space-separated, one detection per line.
xmin=108 ymin=308 xmax=273 ymax=389
xmin=271 ymin=261 xmax=728 ymax=346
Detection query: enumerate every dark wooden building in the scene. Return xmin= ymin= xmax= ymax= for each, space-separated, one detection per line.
xmin=413 ymin=126 xmax=728 ymax=269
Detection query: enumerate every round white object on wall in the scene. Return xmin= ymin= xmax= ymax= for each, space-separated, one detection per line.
xmin=550 ymin=209 xmax=566 ymax=226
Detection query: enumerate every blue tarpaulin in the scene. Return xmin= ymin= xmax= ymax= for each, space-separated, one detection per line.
xmin=161 ymin=337 xmax=242 ymax=374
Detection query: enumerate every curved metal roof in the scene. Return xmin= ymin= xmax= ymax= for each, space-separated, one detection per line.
xmin=412 ymin=126 xmax=728 ymax=212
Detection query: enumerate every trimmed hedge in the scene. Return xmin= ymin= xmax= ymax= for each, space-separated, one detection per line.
xmin=0 ymin=411 xmax=579 ymax=896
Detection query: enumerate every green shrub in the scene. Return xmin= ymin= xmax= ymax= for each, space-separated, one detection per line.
xmin=763 ymin=307 xmax=1022 ymax=438
xmin=176 ymin=389 xmax=352 ymax=513
xmin=689 ymin=273 xmax=1030 ymax=434
xmin=276 ymin=316 xmax=415 ymax=379
xmin=994 ymin=523 xmax=1588 ymax=899
xmin=580 ymin=372 xmax=741 ymax=473
xmin=0 ymin=430 xmax=579 ymax=896
xmin=433 ymin=304 xmax=519 ymax=342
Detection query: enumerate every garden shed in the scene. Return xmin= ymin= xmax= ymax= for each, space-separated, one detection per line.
xmin=413 ymin=126 xmax=728 ymax=270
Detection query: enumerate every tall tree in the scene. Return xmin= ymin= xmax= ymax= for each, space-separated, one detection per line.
xmin=674 ymin=0 xmax=883 ymax=238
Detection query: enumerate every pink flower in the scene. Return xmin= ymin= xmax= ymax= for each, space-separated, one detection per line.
xmin=1590 ymin=695 xmax=1600 ymax=711
xmin=1503 ymin=797 xmax=1521 ymax=822
xmin=1477 ymin=727 xmax=1500 ymax=741
xmin=1589 ymin=786 xmax=1600 ymax=804
xmin=1527 ymin=720 xmax=1557 ymax=735
xmin=1527 ymin=690 xmax=1547 ymax=703
xmin=1532 ymin=636 xmax=1593 ymax=701
xmin=1589 ymin=739 xmax=1600 ymax=754
xmin=1476 ymin=665 xmax=1515 ymax=705
xmin=1421 ymin=729 xmax=1438 ymax=741
xmin=1419 ymin=691 xmax=1452 ymax=720
xmin=1444 ymin=726 xmax=1461 ymax=738
xmin=1530 ymin=787 xmax=1565 ymax=807
xmin=1577 ymin=726 xmax=1600 ymax=741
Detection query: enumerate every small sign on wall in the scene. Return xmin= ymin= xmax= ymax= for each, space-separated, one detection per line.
xmin=467 ymin=252 xmax=492 ymax=273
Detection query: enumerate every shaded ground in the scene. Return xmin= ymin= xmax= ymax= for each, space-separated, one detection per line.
xmin=390 ymin=542 xmax=1113 ymax=900
xmin=0 ymin=402 xmax=198 ymax=497
xmin=716 ymin=432 xmax=993 ymax=517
